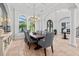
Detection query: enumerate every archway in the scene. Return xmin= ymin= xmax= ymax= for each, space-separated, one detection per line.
xmin=0 ymin=3 xmax=11 ymax=32
xmin=59 ymin=17 xmax=70 ymax=34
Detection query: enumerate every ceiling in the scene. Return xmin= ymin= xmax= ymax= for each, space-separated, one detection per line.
xmin=6 ymin=3 xmax=78 ymax=20
xmin=7 ymin=3 xmax=77 ymax=15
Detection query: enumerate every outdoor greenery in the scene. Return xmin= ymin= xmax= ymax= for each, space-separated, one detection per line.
xmin=19 ymin=15 xmax=35 ymax=32
xmin=19 ymin=21 xmax=35 ymax=32
xmin=29 ymin=22 xmax=35 ymax=32
xmin=19 ymin=22 xmax=27 ymax=32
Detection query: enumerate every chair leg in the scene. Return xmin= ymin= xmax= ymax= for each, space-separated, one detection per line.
xmin=27 ymin=42 xmax=29 ymax=45
xmin=44 ymin=48 xmax=46 ymax=56
xmin=51 ymin=45 xmax=54 ymax=53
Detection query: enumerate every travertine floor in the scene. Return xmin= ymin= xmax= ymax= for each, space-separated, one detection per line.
xmin=6 ymin=35 xmax=79 ymax=56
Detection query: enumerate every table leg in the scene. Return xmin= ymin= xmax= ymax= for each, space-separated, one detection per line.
xmin=34 ymin=39 xmax=42 ymax=50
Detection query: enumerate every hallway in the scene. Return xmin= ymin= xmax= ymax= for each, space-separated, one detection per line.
xmin=6 ymin=35 xmax=79 ymax=56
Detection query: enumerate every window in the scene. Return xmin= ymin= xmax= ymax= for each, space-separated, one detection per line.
xmin=28 ymin=18 xmax=35 ymax=32
xmin=19 ymin=15 xmax=26 ymax=32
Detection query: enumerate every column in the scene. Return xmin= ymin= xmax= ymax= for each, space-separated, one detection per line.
xmin=69 ymin=8 xmax=77 ymax=47
xmin=12 ymin=8 xmax=15 ymax=40
xmin=0 ymin=37 xmax=3 ymax=55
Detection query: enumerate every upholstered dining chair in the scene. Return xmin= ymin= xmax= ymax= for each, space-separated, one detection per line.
xmin=38 ymin=32 xmax=54 ymax=56
xmin=23 ymin=29 xmax=28 ymax=43
xmin=24 ymin=30 xmax=37 ymax=49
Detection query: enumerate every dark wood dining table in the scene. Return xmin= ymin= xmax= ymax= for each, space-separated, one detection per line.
xmin=29 ymin=32 xmax=45 ymax=50
xmin=30 ymin=33 xmax=44 ymax=39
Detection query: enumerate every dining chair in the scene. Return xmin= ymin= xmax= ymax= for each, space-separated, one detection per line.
xmin=23 ymin=29 xmax=28 ymax=43
xmin=25 ymin=30 xmax=37 ymax=49
xmin=38 ymin=32 xmax=54 ymax=56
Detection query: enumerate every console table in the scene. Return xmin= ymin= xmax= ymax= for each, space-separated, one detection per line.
xmin=0 ymin=32 xmax=13 ymax=56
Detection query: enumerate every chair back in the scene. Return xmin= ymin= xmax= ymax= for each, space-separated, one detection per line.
xmin=25 ymin=30 xmax=32 ymax=42
xmin=44 ymin=32 xmax=54 ymax=47
xmin=23 ymin=30 xmax=28 ymax=42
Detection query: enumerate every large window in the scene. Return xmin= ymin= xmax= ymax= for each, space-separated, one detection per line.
xmin=19 ymin=15 xmax=27 ymax=32
xmin=28 ymin=17 xmax=35 ymax=32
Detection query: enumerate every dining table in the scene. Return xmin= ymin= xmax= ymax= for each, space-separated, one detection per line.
xmin=29 ymin=32 xmax=45 ymax=50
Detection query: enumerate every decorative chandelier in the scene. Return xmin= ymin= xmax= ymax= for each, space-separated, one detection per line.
xmin=30 ymin=16 xmax=39 ymax=22
xmin=28 ymin=4 xmax=39 ymax=22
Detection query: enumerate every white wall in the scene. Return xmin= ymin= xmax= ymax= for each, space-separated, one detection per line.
xmin=13 ymin=8 xmax=71 ymax=37
xmin=0 ymin=7 xmax=2 ymax=25
xmin=76 ymin=8 xmax=79 ymax=28
xmin=35 ymin=9 xmax=71 ymax=34
xmin=6 ymin=3 xmax=78 ymax=39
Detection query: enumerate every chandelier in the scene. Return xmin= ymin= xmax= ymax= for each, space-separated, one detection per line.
xmin=30 ymin=16 xmax=39 ymax=22
xmin=29 ymin=4 xmax=39 ymax=22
